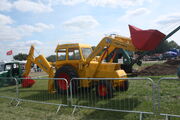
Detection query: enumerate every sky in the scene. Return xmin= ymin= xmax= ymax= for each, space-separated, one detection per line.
xmin=0 ymin=0 xmax=180 ymax=61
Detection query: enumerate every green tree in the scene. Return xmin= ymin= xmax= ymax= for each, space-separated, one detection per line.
xmin=13 ymin=53 xmax=28 ymax=61
xmin=152 ymin=40 xmax=180 ymax=54
xmin=46 ymin=55 xmax=56 ymax=62
xmin=168 ymin=40 xmax=180 ymax=49
xmin=151 ymin=40 xmax=170 ymax=54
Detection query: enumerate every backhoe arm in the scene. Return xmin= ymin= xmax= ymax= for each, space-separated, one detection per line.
xmin=22 ymin=45 xmax=35 ymax=77
xmin=23 ymin=45 xmax=54 ymax=78
xmin=23 ymin=45 xmax=55 ymax=92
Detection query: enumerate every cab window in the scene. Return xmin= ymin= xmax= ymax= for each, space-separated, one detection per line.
xmin=57 ymin=49 xmax=66 ymax=60
xmin=81 ymin=48 xmax=92 ymax=59
xmin=68 ymin=48 xmax=80 ymax=60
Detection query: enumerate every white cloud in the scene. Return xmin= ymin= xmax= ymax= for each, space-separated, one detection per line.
xmin=0 ymin=14 xmax=54 ymax=41
xmin=0 ymin=24 xmax=22 ymax=41
xmin=58 ymin=0 xmax=84 ymax=5
xmin=63 ymin=15 xmax=99 ymax=31
xmin=10 ymin=40 xmax=43 ymax=47
xmin=0 ymin=23 xmax=53 ymax=41
xmin=35 ymin=23 xmax=54 ymax=31
xmin=13 ymin=0 xmax=53 ymax=13
xmin=0 ymin=0 xmax=12 ymax=11
xmin=17 ymin=23 xmax=54 ymax=35
xmin=0 ymin=14 xmax=21 ymax=41
xmin=0 ymin=0 xmax=152 ymax=12
xmin=25 ymin=40 xmax=43 ymax=46
xmin=0 ymin=14 xmax=14 ymax=25
xmin=120 ymin=8 xmax=151 ymax=20
xmin=0 ymin=0 xmax=53 ymax=13
xmin=53 ymin=0 xmax=152 ymax=7
xmin=87 ymin=0 xmax=146 ymax=7
xmin=154 ymin=13 xmax=180 ymax=25
xmin=153 ymin=13 xmax=180 ymax=46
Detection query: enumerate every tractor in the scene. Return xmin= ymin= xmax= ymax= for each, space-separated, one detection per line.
xmin=0 ymin=61 xmax=25 ymax=87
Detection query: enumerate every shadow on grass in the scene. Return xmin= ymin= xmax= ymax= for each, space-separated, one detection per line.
xmin=18 ymin=88 xmax=141 ymax=119
xmin=78 ymin=98 xmax=141 ymax=120
xmin=0 ymin=85 xmax=18 ymax=97
xmin=19 ymin=90 xmax=68 ymax=104
xmin=70 ymin=90 xmax=141 ymax=120
xmin=0 ymin=87 xmax=17 ymax=92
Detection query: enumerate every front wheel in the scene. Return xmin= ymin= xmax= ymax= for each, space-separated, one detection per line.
xmin=54 ymin=65 xmax=79 ymax=94
xmin=116 ymin=80 xmax=129 ymax=92
xmin=96 ymin=81 xmax=113 ymax=98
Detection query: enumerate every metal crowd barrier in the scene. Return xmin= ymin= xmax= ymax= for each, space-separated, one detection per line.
xmin=70 ymin=77 xmax=155 ymax=120
xmin=0 ymin=77 xmax=18 ymax=101
xmin=157 ymin=77 xmax=180 ymax=120
xmin=0 ymin=77 xmax=69 ymax=113
xmin=0 ymin=77 xmax=180 ymax=120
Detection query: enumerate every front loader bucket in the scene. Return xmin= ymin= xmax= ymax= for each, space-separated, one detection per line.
xmin=129 ymin=25 xmax=166 ymax=51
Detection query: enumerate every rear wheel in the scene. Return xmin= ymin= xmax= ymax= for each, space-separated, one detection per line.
xmin=96 ymin=81 xmax=113 ymax=98
xmin=54 ymin=65 xmax=79 ymax=94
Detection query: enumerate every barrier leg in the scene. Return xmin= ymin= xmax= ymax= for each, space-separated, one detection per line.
xmin=56 ymin=105 xmax=62 ymax=114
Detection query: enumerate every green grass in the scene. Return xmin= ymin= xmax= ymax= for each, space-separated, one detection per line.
xmin=0 ymin=61 xmax=179 ymax=120
xmin=0 ymin=76 xmax=179 ymax=120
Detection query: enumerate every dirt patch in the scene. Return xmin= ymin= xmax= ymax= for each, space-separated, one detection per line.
xmin=138 ymin=59 xmax=180 ymax=76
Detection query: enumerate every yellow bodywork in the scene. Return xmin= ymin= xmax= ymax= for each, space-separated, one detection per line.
xmin=24 ymin=35 xmax=139 ymax=93
xmin=23 ymin=45 xmax=55 ymax=92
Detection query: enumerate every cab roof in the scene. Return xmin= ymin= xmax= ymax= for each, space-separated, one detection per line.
xmin=55 ymin=43 xmax=91 ymax=52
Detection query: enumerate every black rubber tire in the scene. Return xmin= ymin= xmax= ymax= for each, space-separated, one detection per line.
xmin=116 ymin=80 xmax=129 ymax=92
xmin=96 ymin=81 xmax=113 ymax=98
xmin=54 ymin=65 xmax=79 ymax=94
xmin=78 ymin=87 xmax=91 ymax=97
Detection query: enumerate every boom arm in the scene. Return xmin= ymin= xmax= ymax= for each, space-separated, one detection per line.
xmin=86 ymin=35 xmax=138 ymax=64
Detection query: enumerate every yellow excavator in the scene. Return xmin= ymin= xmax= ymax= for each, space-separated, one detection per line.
xmin=22 ymin=25 xmax=179 ymax=98
xmin=23 ymin=36 xmax=136 ymax=98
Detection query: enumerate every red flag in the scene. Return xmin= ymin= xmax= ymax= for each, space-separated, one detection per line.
xmin=6 ymin=50 xmax=13 ymax=55
xmin=129 ymin=25 xmax=166 ymax=51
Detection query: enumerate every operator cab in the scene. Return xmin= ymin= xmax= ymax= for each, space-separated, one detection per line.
xmin=55 ymin=43 xmax=92 ymax=61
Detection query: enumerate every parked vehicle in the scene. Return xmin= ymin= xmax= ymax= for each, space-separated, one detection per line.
xmin=0 ymin=61 xmax=25 ymax=86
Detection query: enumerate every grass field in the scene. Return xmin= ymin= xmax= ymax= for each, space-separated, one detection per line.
xmin=0 ymin=61 xmax=179 ymax=120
